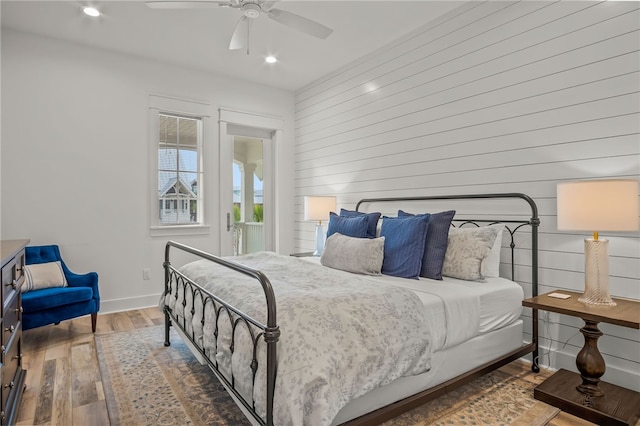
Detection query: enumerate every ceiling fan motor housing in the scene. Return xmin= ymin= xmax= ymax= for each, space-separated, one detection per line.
xmin=242 ymin=3 xmax=261 ymax=19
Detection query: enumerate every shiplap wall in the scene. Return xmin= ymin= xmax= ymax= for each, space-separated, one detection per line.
xmin=293 ymin=1 xmax=640 ymax=390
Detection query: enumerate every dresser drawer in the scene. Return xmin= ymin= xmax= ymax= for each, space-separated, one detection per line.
xmin=1 ymin=293 xmax=20 ymax=349
xmin=1 ymin=251 xmax=24 ymax=316
xmin=0 ymin=240 xmax=28 ymax=426
xmin=0 ymin=334 xmax=21 ymax=415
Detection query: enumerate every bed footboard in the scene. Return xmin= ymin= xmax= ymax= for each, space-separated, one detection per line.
xmin=162 ymin=241 xmax=279 ymax=426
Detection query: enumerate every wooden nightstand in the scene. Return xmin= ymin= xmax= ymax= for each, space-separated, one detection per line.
xmin=523 ymin=290 xmax=640 ymax=426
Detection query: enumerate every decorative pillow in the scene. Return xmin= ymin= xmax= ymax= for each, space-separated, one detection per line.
xmin=326 ymin=212 xmax=368 ymax=239
xmin=339 ymin=209 xmax=382 ymax=239
xmin=321 ymin=233 xmax=385 ymax=275
xmin=22 ymin=261 xmax=68 ymax=292
xmin=442 ymin=226 xmax=500 ymax=281
xmin=380 ymin=214 xmax=430 ymax=279
xmin=481 ymin=224 xmax=505 ymax=278
xmin=398 ymin=209 xmax=456 ymax=280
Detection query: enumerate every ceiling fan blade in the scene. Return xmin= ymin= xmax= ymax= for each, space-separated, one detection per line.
xmin=267 ymin=8 xmax=333 ymax=39
xmin=229 ymin=16 xmax=248 ymax=50
xmin=261 ymin=1 xmax=276 ymax=11
xmin=145 ymin=1 xmax=230 ymax=9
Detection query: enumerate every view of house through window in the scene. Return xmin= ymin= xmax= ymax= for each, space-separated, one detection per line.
xmin=232 ymin=136 xmax=264 ymax=254
xmin=158 ymin=113 xmax=202 ymax=225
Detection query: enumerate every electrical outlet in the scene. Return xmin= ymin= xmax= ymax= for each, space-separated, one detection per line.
xmin=143 ymin=268 xmax=151 ymax=280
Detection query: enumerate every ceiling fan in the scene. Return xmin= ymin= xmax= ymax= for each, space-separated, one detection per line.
xmin=145 ymin=1 xmax=333 ymax=55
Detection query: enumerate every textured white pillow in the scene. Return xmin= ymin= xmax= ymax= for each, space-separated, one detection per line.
xmin=321 ymin=233 xmax=385 ymax=275
xmin=442 ymin=226 xmax=500 ymax=281
xmin=480 ymin=224 xmax=505 ymax=278
xmin=22 ymin=261 xmax=68 ymax=292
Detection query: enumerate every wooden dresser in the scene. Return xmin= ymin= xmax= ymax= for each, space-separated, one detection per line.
xmin=0 ymin=240 xmax=28 ymax=425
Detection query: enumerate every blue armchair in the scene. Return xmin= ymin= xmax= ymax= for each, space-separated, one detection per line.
xmin=23 ymin=245 xmax=100 ymax=332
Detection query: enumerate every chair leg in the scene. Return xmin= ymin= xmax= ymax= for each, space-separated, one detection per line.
xmin=91 ymin=312 xmax=97 ymax=333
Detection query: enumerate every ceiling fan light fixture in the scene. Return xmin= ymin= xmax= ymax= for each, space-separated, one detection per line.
xmin=145 ymin=0 xmax=334 ymax=55
xmin=242 ymin=3 xmax=261 ymax=19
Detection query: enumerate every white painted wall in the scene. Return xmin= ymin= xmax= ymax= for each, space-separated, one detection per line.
xmin=1 ymin=29 xmax=296 ymax=312
xmin=294 ymin=2 xmax=640 ymax=391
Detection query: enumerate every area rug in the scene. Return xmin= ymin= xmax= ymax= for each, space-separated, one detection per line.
xmin=384 ymin=369 xmax=559 ymax=426
xmin=96 ymin=326 xmax=249 ymax=425
xmin=96 ymin=326 xmax=559 ymax=425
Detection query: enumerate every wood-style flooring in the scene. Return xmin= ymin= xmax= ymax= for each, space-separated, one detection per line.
xmin=16 ymin=308 xmax=596 ymax=426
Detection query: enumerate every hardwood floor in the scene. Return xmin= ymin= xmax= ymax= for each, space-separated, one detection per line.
xmin=16 ymin=308 xmax=596 ymax=426
xmin=16 ymin=308 xmax=164 ymax=426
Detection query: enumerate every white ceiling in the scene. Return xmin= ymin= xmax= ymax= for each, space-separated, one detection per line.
xmin=1 ymin=1 xmax=464 ymax=91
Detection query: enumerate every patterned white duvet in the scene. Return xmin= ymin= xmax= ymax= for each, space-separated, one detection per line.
xmin=162 ymin=252 xmax=432 ymax=426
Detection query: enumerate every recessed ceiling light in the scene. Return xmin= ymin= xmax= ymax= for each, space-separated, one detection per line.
xmin=83 ymin=6 xmax=101 ymax=17
xmin=265 ymin=56 xmax=277 ymax=64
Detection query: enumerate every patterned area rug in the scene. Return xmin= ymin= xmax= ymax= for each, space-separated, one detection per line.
xmin=385 ymin=369 xmax=559 ymax=426
xmin=96 ymin=325 xmax=559 ymax=426
xmin=96 ymin=326 xmax=249 ymax=425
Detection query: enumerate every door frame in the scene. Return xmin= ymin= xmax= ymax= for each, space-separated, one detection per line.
xmin=219 ymin=108 xmax=283 ymax=256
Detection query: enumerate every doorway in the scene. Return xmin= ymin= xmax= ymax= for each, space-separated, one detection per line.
xmin=232 ymin=136 xmax=264 ymax=255
xmin=218 ymin=108 xmax=282 ymax=256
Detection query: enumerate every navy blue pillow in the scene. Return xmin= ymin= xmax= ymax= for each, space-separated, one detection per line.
xmin=340 ymin=209 xmax=381 ymax=239
xmin=327 ymin=213 xmax=369 ymax=239
xmin=398 ymin=209 xmax=455 ymax=280
xmin=380 ymin=215 xmax=430 ymax=279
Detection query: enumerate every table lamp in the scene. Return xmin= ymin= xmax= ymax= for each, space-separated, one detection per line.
xmin=304 ymin=196 xmax=336 ymax=256
xmin=557 ymin=179 xmax=639 ymax=306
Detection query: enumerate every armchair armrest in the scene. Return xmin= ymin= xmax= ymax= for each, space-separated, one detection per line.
xmin=65 ymin=270 xmax=100 ymax=310
xmin=66 ymin=270 xmax=98 ymax=290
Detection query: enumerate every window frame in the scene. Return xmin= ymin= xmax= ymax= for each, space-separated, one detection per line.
xmin=149 ymin=95 xmax=211 ymax=236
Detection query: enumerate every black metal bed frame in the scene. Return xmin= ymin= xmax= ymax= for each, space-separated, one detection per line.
xmin=162 ymin=193 xmax=540 ymax=426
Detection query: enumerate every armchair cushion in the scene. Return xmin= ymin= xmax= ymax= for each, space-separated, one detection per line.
xmin=24 ymin=245 xmax=100 ymax=331
xmin=22 ymin=286 xmax=93 ymax=312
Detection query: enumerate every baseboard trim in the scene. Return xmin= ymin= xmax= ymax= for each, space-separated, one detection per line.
xmin=100 ymin=293 xmax=163 ymax=314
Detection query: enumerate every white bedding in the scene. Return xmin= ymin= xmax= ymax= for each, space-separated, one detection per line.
xmin=164 ymin=252 xmax=524 ymax=426
xmin=370 ymin=275 xmax=523 ymax=350
xmin=302 ymin=256 xmax=524 ymax=351
xmin=333 ymin=320 xmax=525 ymax=424
xmin=165 ymin=252 xmax=432 ymax=426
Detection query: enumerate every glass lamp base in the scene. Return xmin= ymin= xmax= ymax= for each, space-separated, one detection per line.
xmin=580 ymin=238 xmax=616 ymax=306
xmin=313 ymin=223 xmax=326 ymax=256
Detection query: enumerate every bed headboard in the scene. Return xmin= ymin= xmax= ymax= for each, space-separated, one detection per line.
xmin=355 ymin=192 xmax=540 ymax=297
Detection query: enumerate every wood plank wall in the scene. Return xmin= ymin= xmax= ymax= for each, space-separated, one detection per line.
xmin=293 ymin=1 xmax=640 ymax=391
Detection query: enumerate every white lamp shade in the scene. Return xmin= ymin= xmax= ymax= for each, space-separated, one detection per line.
xmin=304 ymin=196 xmax=337 ymax=222
xmin=557 ymin=179 xmax=639 ymax=232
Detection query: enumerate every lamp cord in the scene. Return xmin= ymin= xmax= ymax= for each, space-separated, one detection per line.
xmin=534 ymin=315 xmax=581 ymax=368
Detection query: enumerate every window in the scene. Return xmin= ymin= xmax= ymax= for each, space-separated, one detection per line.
xmin=149 ymin=95 xmax=211 ymax=235
xmin=157 ymin=114 xmax=201 ymax=225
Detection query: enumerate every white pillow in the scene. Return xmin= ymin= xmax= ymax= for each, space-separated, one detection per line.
xmin=442 ymin=226 xmax=500 ymax=281
xmin=321 ymin=233 xmax=385 ymax=275
xmin=22 ymin=261 xmax=68 ymax=292
xmin=481 ymin=224 xmax=505 ymax=278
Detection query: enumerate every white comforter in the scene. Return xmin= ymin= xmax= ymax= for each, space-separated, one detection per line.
xmin=163 ymin=252 xmax=433 ymax=426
